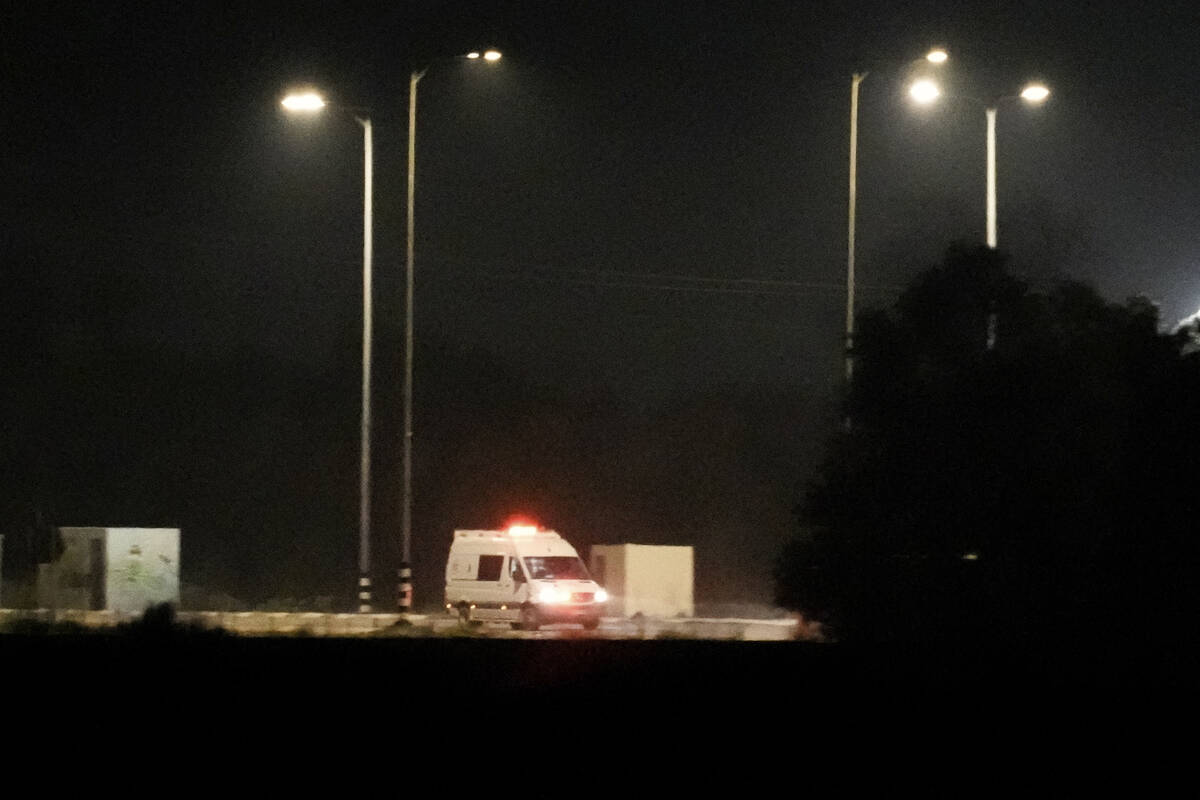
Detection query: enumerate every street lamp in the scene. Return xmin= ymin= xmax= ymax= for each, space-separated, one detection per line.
xmin=400 ymin=49 xmax=502 ymax=615
xmin=281 ymin=90 xmax=376 ymax=613
xmin=466 ymin=50 xmax=503 ymax=62
xmin=846 ymin=49 xmax=947 ymax=384
xmin=908 ymin=79 xmax=941 ymax=104
xmin=909 ymin=80 xmax=1050 ymax=248
xmin=911 ymin=78 xmax=1049 ymax=349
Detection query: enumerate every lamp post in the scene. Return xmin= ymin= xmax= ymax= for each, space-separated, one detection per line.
xmin=988 ymin=84 xmax=1050 ymax=247
xmin=281 ymin=91 xmax=376 ymax=612
xmin=909 ymin=79 xmax=1050 ymax=349
xmin=846 ymin=49 xmax=947 ymax=385
xmin=908 ymin=81 xmax=1050 ymax=249
xmin=400 ymin=49 xmax=502 ymax=615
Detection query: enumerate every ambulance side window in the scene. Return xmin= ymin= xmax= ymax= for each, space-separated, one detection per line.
xmin=509 ymin=557 xmax=526 ymax=583
xmin=477 ymin=555 xmax=503 ymax=582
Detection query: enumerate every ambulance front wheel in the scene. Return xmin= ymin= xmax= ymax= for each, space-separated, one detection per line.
xmin=457 ymin=603 xmax=480 ymax=627
xmin=518 ymin=604 xmax=540 ymax=631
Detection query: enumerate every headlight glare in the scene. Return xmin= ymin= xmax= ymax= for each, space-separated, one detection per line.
xmin=538 ymin=585 xmax=566 ymax=604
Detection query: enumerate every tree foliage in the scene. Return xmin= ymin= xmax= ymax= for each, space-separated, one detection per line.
xmin=777 ymin=243 xmax=1200 ymax=642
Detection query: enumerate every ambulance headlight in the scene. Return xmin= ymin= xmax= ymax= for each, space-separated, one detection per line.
xmin=595 ymin=588 xmax=608 ymax=603
xmin=537 ymin=586 xmax=566 ymax=604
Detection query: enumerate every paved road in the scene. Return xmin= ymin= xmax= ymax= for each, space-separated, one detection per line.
xmin=423 ymin=613 xmax=801 ymax=640
xmin=0 ymin=607 xmax=803 ymax=640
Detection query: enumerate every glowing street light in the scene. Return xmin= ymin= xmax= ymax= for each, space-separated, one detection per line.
xmin=1020 ymin=84 xmax=1050 ymax=103
xmin=281 ymin=90 xmax=376 ymax=612
xmin=913 ymin=78 xmax=1051 ymax=248
xmin=985 ymin=83 xmax=1051 ymax=248
xmin=280 ymin=92 xmax=326 ymax=112
xmin=845 ymin=48 xmax=948 ymax=385
xmin=981 ymin=82 xmax=1050 ymax=248
xmin=915 ymin=75 xmax=1050 ymax=350
xmin=909 ymin=79 xmax=941 ymax=104
xmin=400 ymin=49 xmax=502 ymax=614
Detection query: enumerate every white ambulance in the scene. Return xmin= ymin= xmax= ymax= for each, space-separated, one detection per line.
xmin=444 ymin=524 xmax=608 ymax=630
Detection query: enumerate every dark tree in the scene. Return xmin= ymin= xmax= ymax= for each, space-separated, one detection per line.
xmin=776 ymin=243 xmax=1200 ymax=642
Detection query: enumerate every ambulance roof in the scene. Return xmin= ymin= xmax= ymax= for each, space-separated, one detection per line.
xmin=453 ymin=528 xmax=562 ymax=540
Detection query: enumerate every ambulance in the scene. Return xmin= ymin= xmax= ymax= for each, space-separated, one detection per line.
xmin=444 ymin=524 xmax=608 ymax=630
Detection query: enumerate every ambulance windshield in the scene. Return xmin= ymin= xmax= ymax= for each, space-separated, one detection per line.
xmin=523 ymin=556 xmax=591 ymax=581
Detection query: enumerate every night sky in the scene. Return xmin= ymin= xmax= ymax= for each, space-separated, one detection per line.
xmin=5 ymin=1 xmax=1200 ymax=607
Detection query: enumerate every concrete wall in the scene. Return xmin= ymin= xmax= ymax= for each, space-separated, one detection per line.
xmin=104 ymin=528 xmax=180 ymax=614
xmin=36 ymin=528 xmax=181 ymax=613
xmin=590 ymin=544 xmax=694 ymax=618
xmin=39 ymin=527 xmax=105 ymax=609
xmin=589 ymin=544 xmax=625 ymax=613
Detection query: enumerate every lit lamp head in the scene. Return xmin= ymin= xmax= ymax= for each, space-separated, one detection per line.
xmin=1020 ymin=83 xmax=1050 ymax=103
xmin=926 ymin=48 xmax=949 ymax=64
xmin=466 ymin=50 xmax=503 ymax=62
xmin=909 ymin=79 xmax=941 ymax=104
xmin=281 ymin=92 xmax=327 ymax=113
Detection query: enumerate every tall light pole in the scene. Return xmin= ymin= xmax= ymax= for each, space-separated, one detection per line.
xmin=847 ymin=72 xmax=863 ymax=386
xmin=281 ymin=91 xmax=376 ymax=612
xmin=986 ymin=105 xmax=998 ymax=248
xmin=846 ymin=49 xmax=947 ymax=385
xmin=988 ymin=84 xmax=1050 ymax=248
xmin=400 ymin=48 xmax=502 ymax=615
xmin=909 ymin=81 xmax=1050 ymax=249
xmin=909 ymin=79 xmax=1050 ymax=349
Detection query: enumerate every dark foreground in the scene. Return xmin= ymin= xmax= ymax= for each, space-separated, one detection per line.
xmin=8 ymin=631 xmax=1191 ymax=778
xmin=6 ymin=629 xmax=1196 ymax=708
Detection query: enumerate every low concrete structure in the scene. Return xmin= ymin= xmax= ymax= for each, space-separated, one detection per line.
xmin=37 ymin=527 xmax=181 ymax=614
xmin=588 ymin=544 xmax=694 ymax=618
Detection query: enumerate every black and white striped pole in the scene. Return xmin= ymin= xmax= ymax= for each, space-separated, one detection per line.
xmin=359 ymin=576 xmax=372 ymax=614
xmin=397 ymin=563 xmax=412 ymax=613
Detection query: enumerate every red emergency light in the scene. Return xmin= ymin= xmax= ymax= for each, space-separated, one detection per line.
xmin=503 ymin=514 xmax=540 ymax=536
